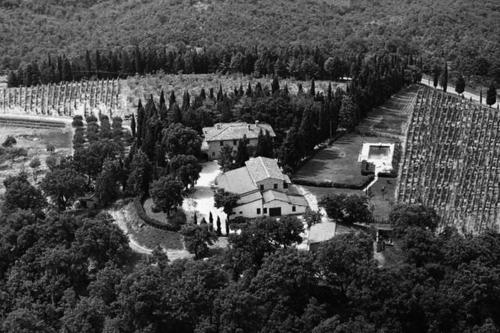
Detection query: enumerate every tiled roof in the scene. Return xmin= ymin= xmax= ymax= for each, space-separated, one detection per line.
xmin=215 ymin=167 xmax=257 ymax=195
xmin=262 ymin=190 xmax=309 ymax=207
xmin=203 ymin=122 xmax=275 ymax=142
xmin=237 ymin=191 xmax=263 ymax=205
xmin=245 ymin=157 xmax=287 ymax=183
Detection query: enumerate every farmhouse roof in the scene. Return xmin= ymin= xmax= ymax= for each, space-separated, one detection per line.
xmin=262 ymin=190 xmax=308 ymax=207
xmin=203 ymin=122 xmax=275 ymax=142
xmin=245 ymin=157 xmax=290 ymax=183
xmin=216 ymin=167 xmax=257 ymax=195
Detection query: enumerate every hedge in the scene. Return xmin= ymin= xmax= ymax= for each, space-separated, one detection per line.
xmin=132 ymin=197 xmax=182 ymax=231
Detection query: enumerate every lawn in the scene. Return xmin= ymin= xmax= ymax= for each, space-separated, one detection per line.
xmin=120 ymin=202 xmax=184 ymax=250
xmin=0 ymin=123 xmax=72 ymax=195
xmin=294 ymin=133 xmax=395 ymax=188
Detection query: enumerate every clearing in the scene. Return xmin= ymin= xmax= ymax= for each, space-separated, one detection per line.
xmin=0 ymin=116 xmax=72 ymax=195
xmin=294 ymin=85 xmax=419 ymax=221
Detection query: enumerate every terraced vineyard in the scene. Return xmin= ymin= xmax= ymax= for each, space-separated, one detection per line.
xmin=398 ymin=86 xmax=500 ymax=233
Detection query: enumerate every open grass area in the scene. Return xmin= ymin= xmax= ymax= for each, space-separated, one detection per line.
xmin=294 ymin=133 xmax=396 ymax=188
xmin=294 ymin=87 xmax=419 ymax=221
xmin=356 ymin=85 xmax=419 ymax=139
xmin=121 ymin=202 xmax=184 ymax=250
xmin=0 ymin=123 xmax=72 ymax=195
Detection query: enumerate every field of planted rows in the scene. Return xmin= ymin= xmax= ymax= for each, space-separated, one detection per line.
xmin=0 ymin=79 xmax=120 ymax=118
xmin=398 ymin=86 xmax=500 ymax=233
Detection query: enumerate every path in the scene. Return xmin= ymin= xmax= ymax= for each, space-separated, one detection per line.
xmin=296 ymin=185 xmax=336 ymax=249
xmin=182 ymin=161 xmax=228 ymax=233
xmin=421 ymin=76 xmax=498 ymax=108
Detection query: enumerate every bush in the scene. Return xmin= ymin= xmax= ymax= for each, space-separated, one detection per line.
xmin=360 ymin=160 xmax=375 ymax=175
xmin=2 ymin=136 xmax=16 ymax=148
xmin=132 ymin=197 xmax=182 ymax=231
xmin=46 ymin=144 xmax=55 ymax=153
xmin=72 ymin=116 xmax=84 ymax=128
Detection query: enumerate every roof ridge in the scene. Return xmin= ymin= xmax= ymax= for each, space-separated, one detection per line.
xmin=259 ymin=157 xmax=270 ymax=178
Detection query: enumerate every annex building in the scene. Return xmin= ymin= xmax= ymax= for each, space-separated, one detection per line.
xmin=202 ymin=121 xmax=275 ymax=160
xmin=215 ymin=157 xmax=308 ymax=219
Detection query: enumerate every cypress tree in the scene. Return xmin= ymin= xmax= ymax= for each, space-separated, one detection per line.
xmin=216 ymin=216 xmax=222 ymax=236
xmin=209 ymin=87 xmax=215 ymax=100
xmin=486 ymin=83 xmax=497 ymax=107
xmin=159 ymin=90 xmax=168 ymax=122
xmin=455 ymin=75 xmax=465 ymax=96
xmin=200 ymin=88 xmax=206 ymax=100
xmin=169 ymin=91 xmax=176 ymax=108
xmin=432 ymin=65 xmax=441 ymax=88
xmin=182 ymin=90 xmax=191 ymax=112
xmin=271 ymin=77 xmax=280 ymax=94
xmin=85 ymin=50 xmax=92 ymax=77
xmin=310 ymin=79 xmax=316 ymax=97
xmin=193 ymin=212 xmax=198 ymax=224
xmin=246 ymin=82 xmax=253 ymax=97
xmin=217 ymin=84 xmax=224 ymax=101
xmin=480 ymin=89 xmax=483 ymax=104
xmin=440 ymin=62 xmax=448 ymax=92
xmin=136 ymin=100 xmax=145 ymax=145
xmin=234 ymin=135 xmax=249 ymax=167
xmin=255 ymin=129 xmax=265 ymax=157
xmin=209 ymin=212 xmax=214 ymax=226
xmin=131 ymin=114 xmax=137 ymax=137
xmin=169 ymin=103 xmax=183 ymax=124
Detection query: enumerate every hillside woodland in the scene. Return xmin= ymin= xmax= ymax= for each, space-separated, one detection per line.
xmin=1 ymin=0 xmax=499 ymax=85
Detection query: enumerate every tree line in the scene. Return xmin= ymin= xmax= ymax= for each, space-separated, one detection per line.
xmin=1 ymin=178 xmax=500 ymax=332
xmin=6 ymin=44 xmax=406 ymax=88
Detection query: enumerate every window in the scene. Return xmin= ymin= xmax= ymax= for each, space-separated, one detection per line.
xmin=212 ymin=152 xmax=215 ymax=157
xmin=292 ymin=206 xmax=296 ymax=212
xmin=284 ymin=182 xmax=289 ymax=189
xmin=220 ymin=141 xmax=224 ymax=146
xmin=273 ymin=183 xmax=278 ymax=189
xmin=239 ymin=211 xmax=243 ymax=214
xmin=260 ymin=185 xmax=264 ymax=191
xmin=257 ymin=208 xmax=261 ymax=214
xmin=263 ymin=208 xmax=267 ymax=214
xmin=233 ymin=140 xmax=237 ymax=145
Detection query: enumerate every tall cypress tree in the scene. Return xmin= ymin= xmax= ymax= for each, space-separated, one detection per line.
xmin=234 ymin=135 xmax=249 ymax=167
xmin=440 ymin=62 xmax=448 ymax=92
xmin=486 ymin=83 xmax=497 ymax=107
xmin=255 ymin=129 xmax=265 ymax=157
xmin=136 ymin=99 xmax=145 ymax=145
xmin=159 ymin=90 xmax=168 ymax=123
xmin=169 ymin=91 xmax=176 ymax=108
xmin=455 ymin=75 xmax=466 ymax=96
xmin=310 ymin=79 xmax=316 ymax=97
xmin=271 ymin=77 xmax=280 ymax=94
xmin=131 ymin=114 xmax=137 ymax=137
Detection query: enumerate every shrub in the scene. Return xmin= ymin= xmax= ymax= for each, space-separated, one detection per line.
xmin=2 ymin=136 xmax=16 ymax=148
xmin=360 ymin=160 xmax=375 ymax=175
xmin=46 ymin=144 xmax=55 ymax=153
xmin=72 ymin=116 xmax=84 ymax=128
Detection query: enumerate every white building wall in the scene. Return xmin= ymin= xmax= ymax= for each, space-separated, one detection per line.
xmin=262 ymin=200 xmax=307 ymax=216
xmin=230 ymin=200 xmax=263 ymax=219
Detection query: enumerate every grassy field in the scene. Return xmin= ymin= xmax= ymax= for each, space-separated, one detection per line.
xmin=294 ymin=86 xmax=419 ymax=221
xmin=0 ymin=124 xmax=72 ymax=195
xmin=120 ymin=73 xmax=345 ymax=116
xmin=121 ymin=202 xmax=184 ymax=250
xmin=294 ymin=133 xmax=397 ymax=188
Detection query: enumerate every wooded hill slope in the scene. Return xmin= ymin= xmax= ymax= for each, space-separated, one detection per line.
xmin=1 ymin=0 xmax=499 ymax=82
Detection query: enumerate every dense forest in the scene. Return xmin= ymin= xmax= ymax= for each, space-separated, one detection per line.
xmin=1 ymin=0 xmax=499 ymax=85
xmin=1 ymin=184 xmax=500 ymax=332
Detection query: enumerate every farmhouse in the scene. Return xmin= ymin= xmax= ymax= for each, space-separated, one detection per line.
xmin=215 ymin=157 xmax=309 ymax=218
xmin=202 ymin=121 xmax=275 ymax=160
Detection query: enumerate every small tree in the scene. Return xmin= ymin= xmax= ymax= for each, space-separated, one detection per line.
xmin=181 ymin=224 xmax=217 ymax=259
xmin=320 ymin=194 xmax=373 ymax=225
xmin=439 ymin=62 xmax=448 ymax=92
xmin=218 ymin=145 xmax=234 ymax=172
xmin=486 ymin=83 xmax=497 ymax=107
xmin=29 ymin=157 xmax=41 ymax=181
xmin=455 ymin=75 xmax=465 ymax=96
xmin=40 ymin=167 xmax=86 ymax=211
xmin=216 ymin=216 xmax=222 ymax=236
xmin=214 ymin=189 xmax=240 ymax=217
xmin=150 ymin=176 xmax=184 ymax=215
xmin=2 ymin=136 xmax=16 ymax=148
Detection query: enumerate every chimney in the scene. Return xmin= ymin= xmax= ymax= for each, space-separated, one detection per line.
xmin=255 ymin=120 xmax=260 ymax=126
xmin=248 ymin=124 xmax=251 ymax=130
